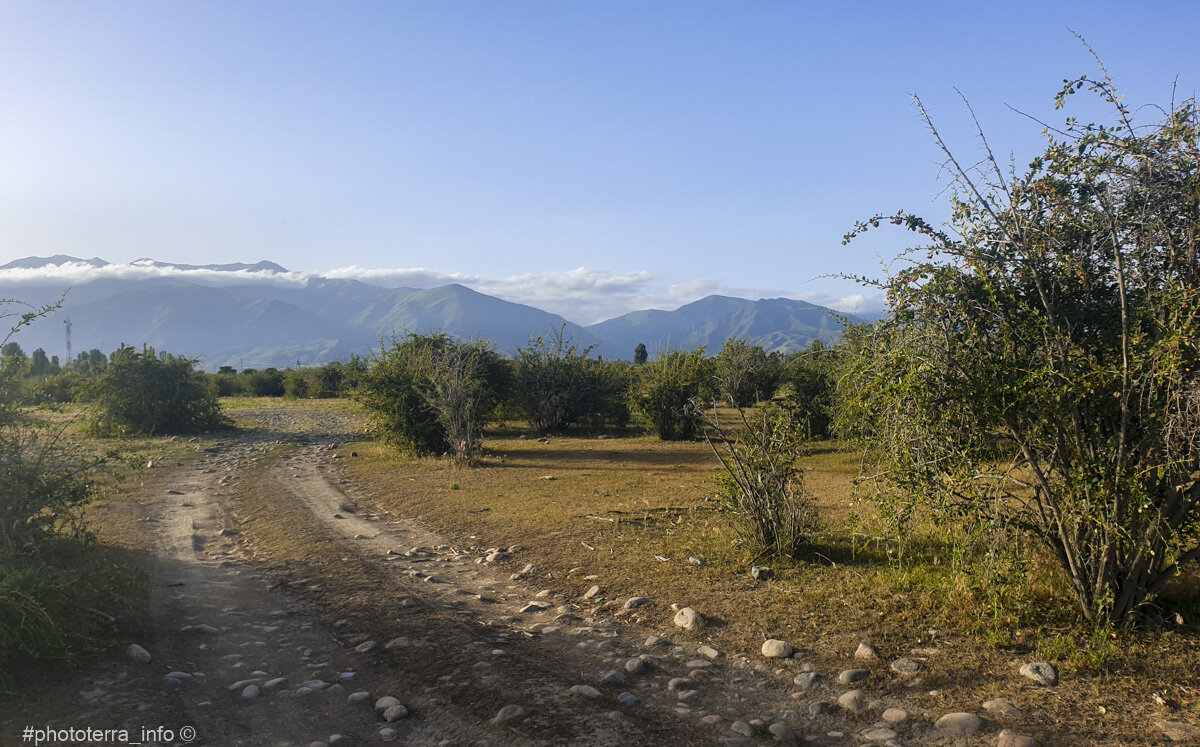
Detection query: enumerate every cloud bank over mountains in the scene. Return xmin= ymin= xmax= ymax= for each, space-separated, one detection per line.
xmin=0 ymin=257 xmax=883 ymax=325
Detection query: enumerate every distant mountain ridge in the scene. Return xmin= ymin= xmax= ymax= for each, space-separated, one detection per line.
xmin=0 ymin=255 xmax=855 ymax=370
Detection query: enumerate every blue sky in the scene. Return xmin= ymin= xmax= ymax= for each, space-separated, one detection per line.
xmin=0 ymin=1 xmax=1196 ymax=322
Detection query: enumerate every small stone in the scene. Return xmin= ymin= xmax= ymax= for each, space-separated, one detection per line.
xmin=384 ymin=637 xmax=410 ymax=649
xmin=673 ymin=607 xmax=705 ymax=630
xmin=348 ymin=691 xmax=371 ymax=704
xmin=375 ymin=696 xmax=401 ymax=711
xmin=241 ymin=684 xmax=261 ymax=699
xmin=645 ymin=635 xmax=668 ymax=647
xmin=768 ymin=722 xmax=796 ymax=744
xmin=382 ymin=704 xmax=409 ymax=722
xmin=808 ymin=701 xmax=832 ymax=717
xmin=697 ymin=644 xmax=721 ymax=659
xmin=731 ymin=721 xmax=754 ymax=737
xmin=378 ymin=727 xmax=396 ymax=742
xmin=355 ymin=640 xmax=377 ymax=653
xmin=582 ymin=585 xmax=601 ymax=600
xmin=1019 ymin=661 xmax=1058 ymax=687
xmin=854 ymin=643 xmax=878 ymax=660
xmin=882 ymin=708 xmax=908 ymax=723
xmin=935 ymin=712 xmax=984 ymax=736
xmin=862 ymin=727 xmax=898 ymax=741
xmin=1158 ymin=721 xmax=1200 ymax=742
xmin=701 ymin=715 xmax=722 ymax=726
xmin=762 ymin=639 xmax=794 ymax=658
xmin=329 ymin=736 xmax=345 ymax=745
xmin=625 ymin=658 xmax=647 ymax=674
xmin=491 ymin=704 xmax=526 ymax=725
xmin=890 ymin=657 xmax=921 ymax=674
xmin=838 ymin=690 xmax=866 ymax=713
xmin=997 ymin=730 xmax=1042 ymax=747
xmin=624 ymin=596 xmax=651 ymax=609
xmin=263 ymin=677 xmax=287 ymax=690
xmin=838 ymin=669 xmax=869 ymax=684
xmin=750 ymin=566 xmax=773 ymax=580
xmin=677 ymin=689 xmax=700 ymax=702
xmin=126 ymin=644 xmax=152 ymax=663
xmin=162 ymin=677 xmax=183 ymax=690
xmin=571 ymin=684 xmax=601 ymax=698
xmin=983 ymin=698 xmax=1022 ymax=719
xmin=667 ymin=677 xmax=694 ymax=692
xmin=618 ymin=691 xmax=639 ymax=705
xmin=294 ymin=686 xmax=314 ymax=697
xmin=793 ymin=672 xmax=822 ymax=688
xmin=599 ymin=670 xmax=627 ymax=686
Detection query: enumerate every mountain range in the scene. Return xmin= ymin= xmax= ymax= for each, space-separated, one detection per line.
xmin=0 ymin=256 xmax=858 ymax=370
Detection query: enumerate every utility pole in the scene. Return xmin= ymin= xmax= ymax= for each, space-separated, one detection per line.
xmin=63 ymin=317 xmax=72 ymax=364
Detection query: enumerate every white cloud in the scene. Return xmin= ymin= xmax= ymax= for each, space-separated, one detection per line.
xmin=0 ymin=258 xmax=885 ymax=325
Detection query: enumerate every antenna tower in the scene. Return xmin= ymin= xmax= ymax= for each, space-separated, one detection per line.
xmin=63 ymin=318 xmax=72 ymax=364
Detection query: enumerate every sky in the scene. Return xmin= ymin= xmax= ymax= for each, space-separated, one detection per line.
xmin=0 ymin=1 xmax=1196 ymax=324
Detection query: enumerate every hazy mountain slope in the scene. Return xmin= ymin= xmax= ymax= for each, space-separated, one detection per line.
xmin=0 ymin=255 xmax=110 ymax=270
xmin=587 ymin=295 xmax=852 ymax=358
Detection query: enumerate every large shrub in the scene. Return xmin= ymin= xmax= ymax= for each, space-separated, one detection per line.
xmin=630 ymin=348 xmax=709 ymax=440
xmin=86 ymin=344 xmax=226 ymax=436
xmin=841 ymin=73 xmax=1200 ymax=622
xmin=512 ymin=328 xmax=631 ymax=434
xmin=780 ymin=339 xmax=839 ymax=439
xmin=356 ymin=334 xmax=506 ymax=463
xmin=712 ymin=338 xmax=782 ymax=408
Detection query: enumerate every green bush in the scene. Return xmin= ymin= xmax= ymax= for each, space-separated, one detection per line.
xmin=86 ymin=344 xmax=226 ymax=436
xmin=712 ymin=338 xmax=782 ymax=408
xmin=512 ymin=328 xmax=631 ymax=434
xmin=630 ymin=348 xmax=709 ymax=440
xmin=781 ymin=339 xmax=839 ymax=439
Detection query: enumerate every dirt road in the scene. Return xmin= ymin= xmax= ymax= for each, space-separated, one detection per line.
xmin=3 ymin=407 xmax=914 ymax=746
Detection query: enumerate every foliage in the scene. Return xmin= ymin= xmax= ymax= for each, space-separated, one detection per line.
xmin=700 ymin=401 xmax=815 ymax=559
xmin=712 ymin=338 xmax=782 ymax=408
xmin=781 ymin=339 xmax=840 ymax=438
xmin=86 ymin=344 xmax=226 ymax=436
xmin=22 ymin=372 xmax=83 ymax=405
xmin=841 ymin=69 xmax=1200 ymax=622
xmin=630 ymin=348 xmax=709 ymax=440
xmin=512 ymin=327 xmax=630 ymax=434
xmin=356 ymin=334 xmax=506 ymax=463
xmin=633 ymin=342 xmax=648 ymax=366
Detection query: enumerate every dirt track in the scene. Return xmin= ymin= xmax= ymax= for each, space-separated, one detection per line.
xmin=3 ymin=407 xmax=933 ymax=746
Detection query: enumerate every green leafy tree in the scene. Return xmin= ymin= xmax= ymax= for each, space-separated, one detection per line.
xmin=712 ymin=338 xmax=781 ymax=407
xmin=633 ymin=343 xmax=648 ymax=366
xmin=630 ymin=348 xmax=709 ymax=440
xmin=781 ymin=339 xmax=839 ymax=439
xmin=513 ymin=327 xmax=620 ymax=434
xmin=86 ymin=345 xmax=226 ymax=435
xmin=29 ymin=348 xmax=51 ymax=377
xmin=841 ymin=69 xmax=1200 ymax=622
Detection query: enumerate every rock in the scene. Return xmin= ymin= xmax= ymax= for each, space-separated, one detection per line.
xmin=890 ymin=657 xmax=921 ymax=674
xmin=491 ymin=704 xmax=526 ymax=725
xmin=355 ymin=640 xmax=377 ymax=653
xmin=241 ymin=684 xmax=261 ymax=699
xmin=126 ymin=644 xmax=152 ymax=663
xmin=1019 ymin=661 xmax=1058 ymax=687
xmin=935 ymin=712 xmax=984 ymax=736
xmin=375 ymin=696 xmax=401 ymax=711
xmin=571 ymin=684 xmax=601 ymax=699
xmin=997 ymin=730 xmax=1042 ymax=747
xmin=382 ymin=704 xmax=409 ymax=722
xmin=599 ymin=670 xmax=627 ymax=686
xmin=378 ymin=727 xmax=396 ymax=742
xmin=877 ymin=707 xmax=906 ymax=723
xmin=294 ymin=686 xmax=314 ymax=697
xmin=1158 ymin=721 xmax=1200 ymax=742
xmin=761 ymin=639 xmax=794 ymax=659
xmin=264 ymin=677 xmax=288 ymax=690
xmin=162 ymin=677 xmax=183 ymax=690
xmin=838 ymin=669 xmax=869 ymax=684
xmin=582 ymin=585 xmax=601 ymax=600
xmin=667 ymin=677 xmax=694 ymax=692
xmin=768 ymin=722 xmax=796 ymax=744
xmin=793 ymin=672 xmax=821 ymax=688
xmin=688 ymin=556 xmax=704 ymax=566
xmin=348 ymin=691 xmax=371 ymax=704
xmin=676 ymin=689 xmax=700 ymax=702
xmin=645 ymin=635 xmax=668 ymax=647
xmin=384 ymin=636 xmax=411 ymax=650
xmin=486 ymin=551 xmax=511 ymax=563
xmin=625 ymin=658 xmax=647 ymax=674
xmin=854 ymin=643 xmax=877 ymax=660
xmin=731 ymin=721 xmax=754 ymax=737
xmin=618 ymin=691 xmax=639 ymax=705
xmin=862 ymin=727 xmax=898 ymax=741
xmin=983 ymin=698 xmax=1022 ymax=719
xmin=750 ymin=566 xmax=773 ymax=580
xmin=808 ymin=701 xmax=832 ymax=717
xmin=673 ymin=607 xmax=705 ymax=630
xmin=697 ymin=644 xmax=721 ymax=659
xmin=624 ymin=596 xmax=652 ymax=610
xmin=838 ymin=689 xmax=866 ymax=713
